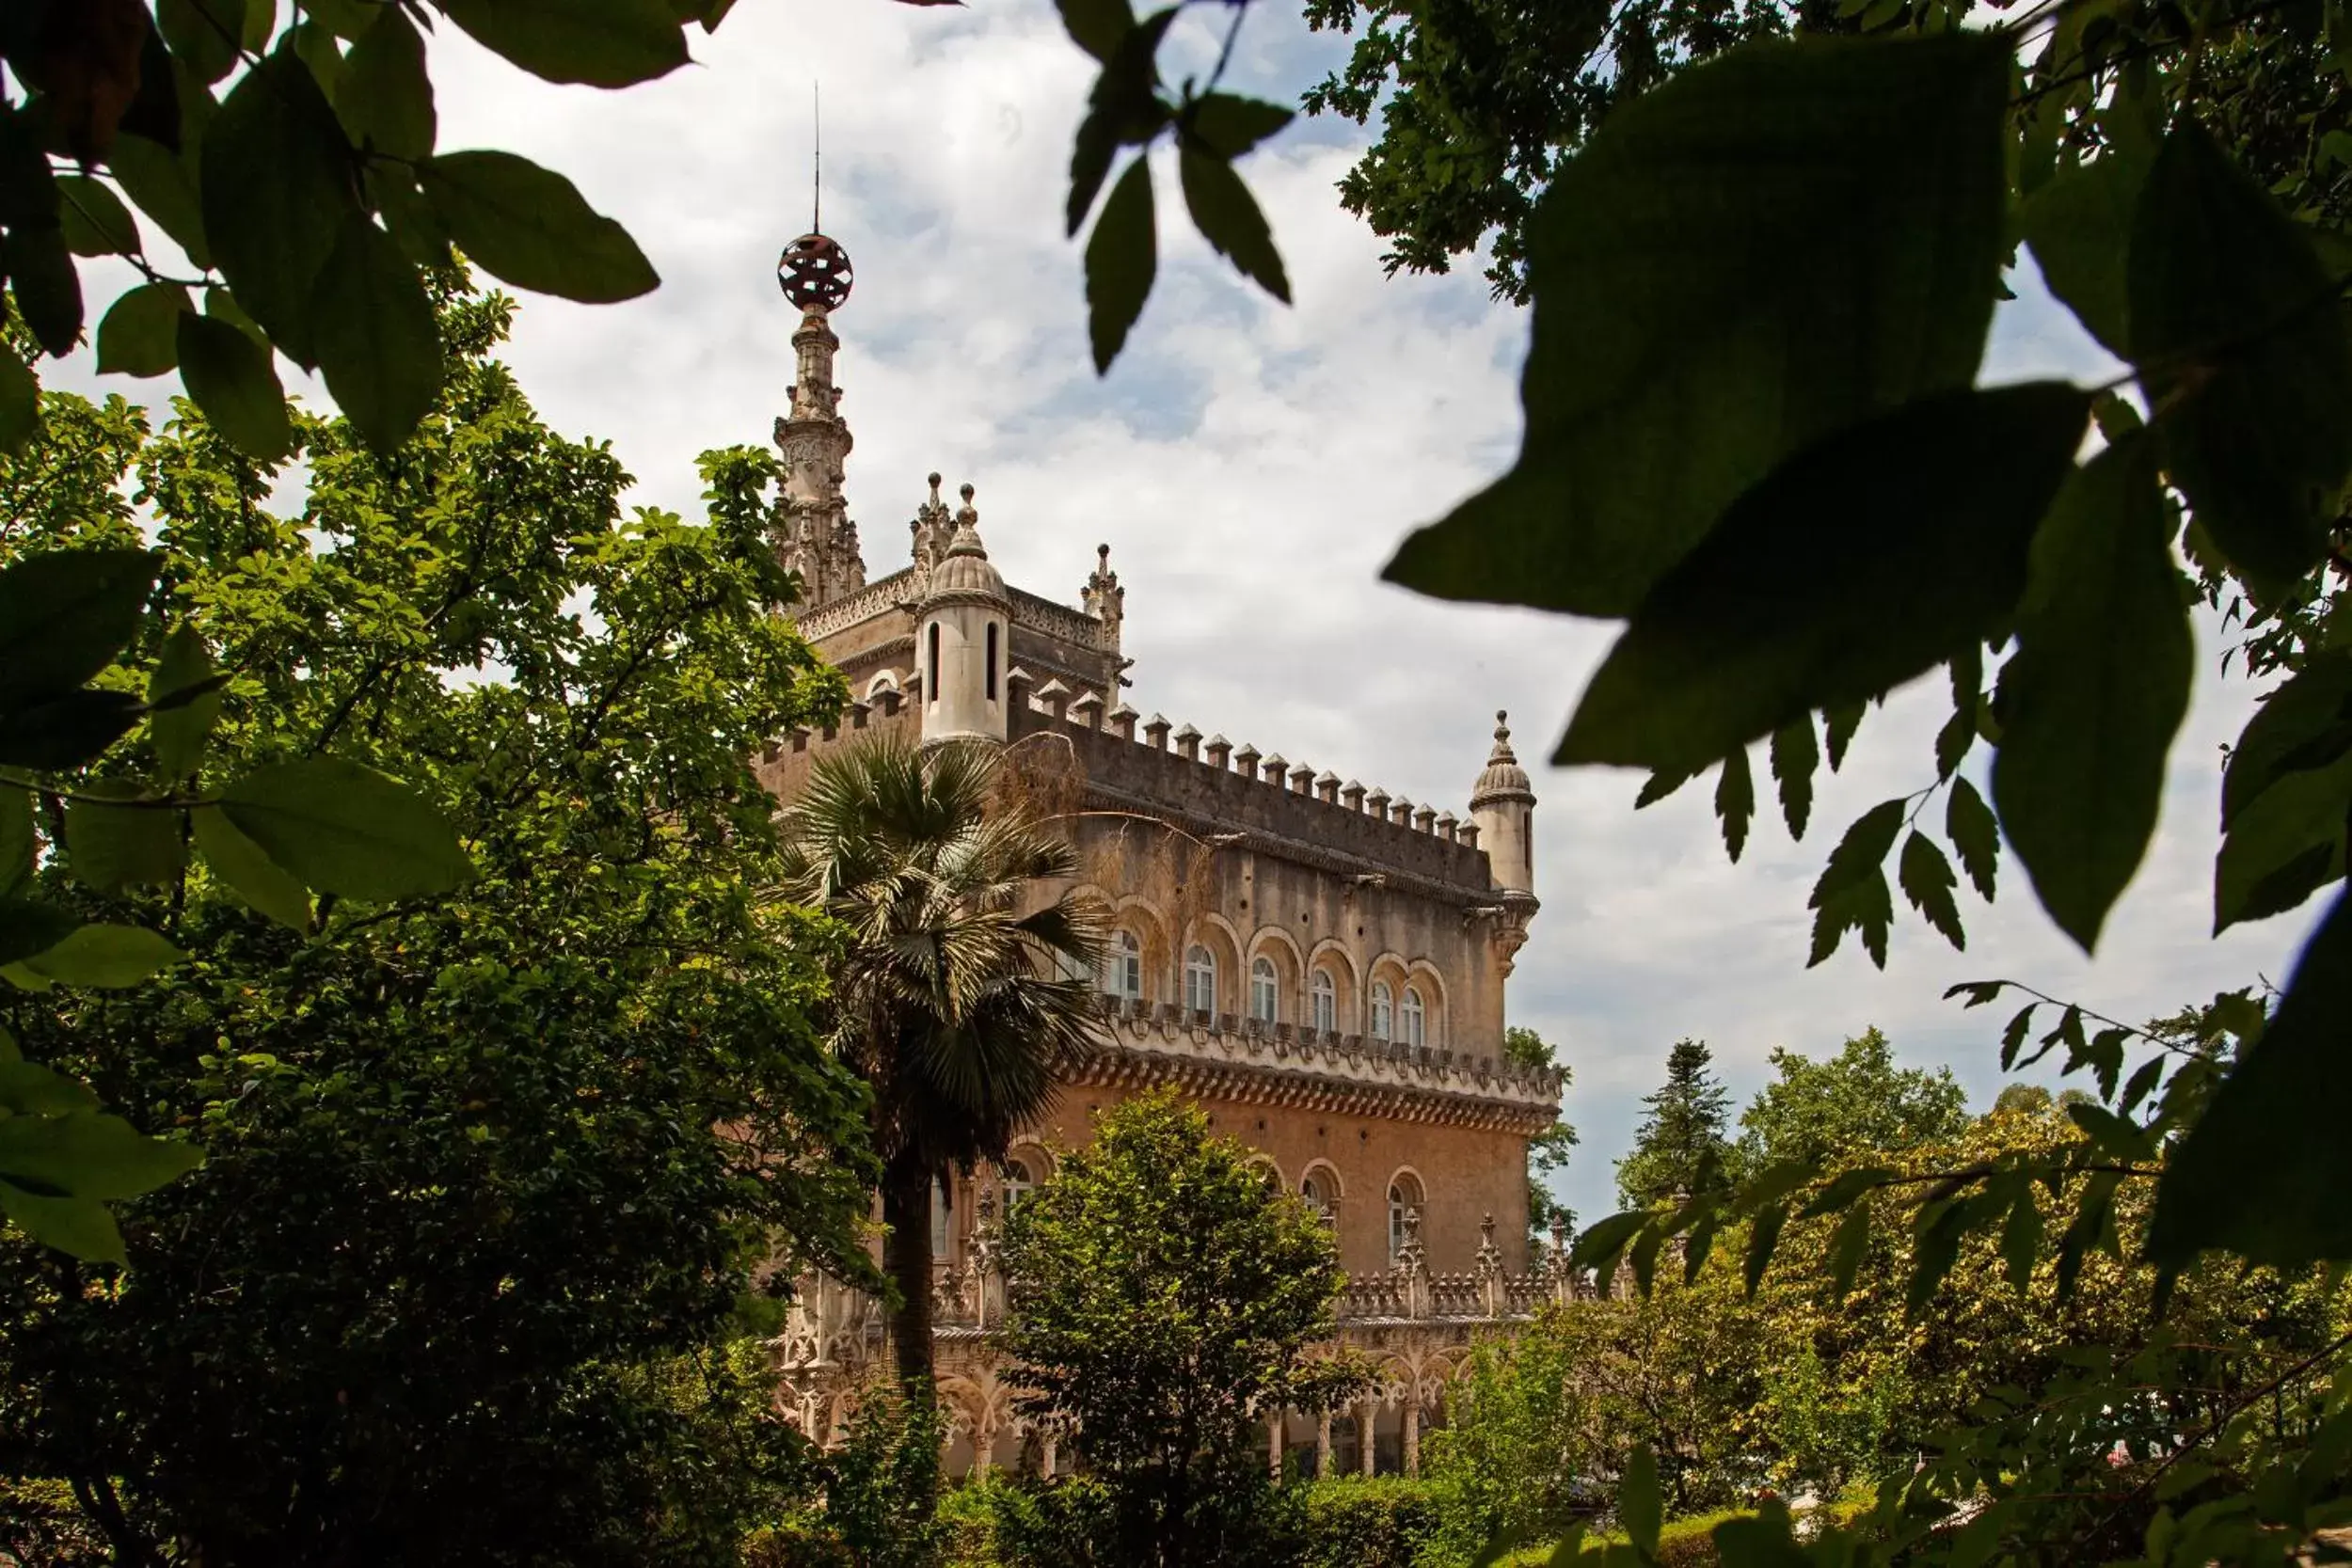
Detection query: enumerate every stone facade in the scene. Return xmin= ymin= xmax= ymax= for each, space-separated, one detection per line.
xmin=755 ymin=225 xmax=1569 ymax=1479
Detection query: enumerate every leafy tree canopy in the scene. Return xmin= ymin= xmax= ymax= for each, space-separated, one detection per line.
xmin=1732 ymin=1026 xmax=1969 ymax=1173
xmin=1507 ymin=1024 xmax=1579 ymax=1241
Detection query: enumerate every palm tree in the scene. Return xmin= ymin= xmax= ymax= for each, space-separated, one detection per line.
xmin=774 ymin=735 xmax=1107 ymax=1391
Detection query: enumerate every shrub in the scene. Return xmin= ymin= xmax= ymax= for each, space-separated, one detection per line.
xmin=1288 ymin=1476 xmax=1445 ymax=1568
xmin=936 ymin=1475 xmax=1114 ymax=1568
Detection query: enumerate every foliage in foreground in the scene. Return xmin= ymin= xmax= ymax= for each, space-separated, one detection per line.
xmin=998 ymin=1089 xmax=1362 ymax=1568
xmin=0 ymin=289 xmax=876 ymax=1564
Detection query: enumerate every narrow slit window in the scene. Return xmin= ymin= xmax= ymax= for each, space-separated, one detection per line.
xmin=927 ymin=622 xmax=941 ymax=703
xmin=985 ymin=622 xmax=1000 ymax=701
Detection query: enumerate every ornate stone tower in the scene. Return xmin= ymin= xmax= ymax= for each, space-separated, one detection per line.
xmin=771 ymin=224 xmax=865 ymax=609
xmin=1469 ymin=711 xmax=1536 ymax=896
xmin=916 ymin=485 xmax=1010 ymax=746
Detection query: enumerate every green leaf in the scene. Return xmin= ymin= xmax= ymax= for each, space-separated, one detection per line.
xmin=159 ymin=0 xmax=247 ymax=83
xmin=1554 ymin=384 xmax=2090 ymax=776
xmin=56 ymin=175 xmax=141 ymax=256
xmin=0 ymin=348 xmax=38 ymax=456
xmin=1827 ymin=1202 xmax=1871 ymax=1300
xmin=438 ymin=0 xmax=690 ymax=88
xmin=217 ymin=757 xmax=469 ymax=900
xmin=7 ymin=224 xmax=85 ymax=356
xmin=309 ymin=215 xmax=443 ymax=453
xmin=149 ymin=621 xmax=220 ymax=780
xmin=1946 ymin=776 xmax=1999 ymax=901
xmin=1807 ymin=800 xmax=1904 ymax=969
xmin=1186 ymin=93 xmax=1293 ymax=159
xmin=1992 ymin=436 xmax=2190 ymax=953
xmin=1712 ymin=1503 xmax=1809 ymax=1568
xmin=1634 ymin=767 xmax=1694 ymax=809
xmin=1177 ymin=146 xmax=1290 ymax=304
xmin=95 ymin=282 xmax=192 ymax=377
xmin=0 ymin=690 xmax=145 ymax=769
xmin=2054 ymin=1170 xmax=2119 ymax=1300
xmin=416 ymin=150 xmax=658 ymax=304
xmin=1055 ymin=0 xmax=1135 ymax=63
xmin=2214 ymin=748 xmax=2351 ymax=931
xmin=1085 ymin=158 xmax=1155 ymax=375
xmin=2068 ymin=1102 xmax=2157 ymax=1163
xmin=1065 ymin=8 xmax=1176 ymax=236
xmin=106 ymin=134 xmax=211 ymax=271
xmin=2222 ymin=650 xmax=2352 ymax=829
xmin=1936 ymin=642 xmax=1979 ymax=781
xmin=0 ymin=1187 xmax=127 ymax=1264
xmin=65 ymin=788 xmax=184 ymax=890
xmin=2131 ymin=122 xmax=2352 ymax=598
xmin=2019 ymin=150 xmax=2145 ymax=355
xmin=296 ymin=0 xmax=378 ymax=40
xmin=0 ymin=900 xmax=81 ymax=968
xmin=200 ymin=45 xmax=356 ymax=368
xmin=1628 ymin=1220 xmax=1663 ymax=1297
xmin=1620 ymin=1446 xmax=1661 ymax=1557
xmin=1743 ymin=1203 xmax=1788 ymax=1297
xmin=1737 ymin=1158 xmax=1820 ymax=1215
xmin=2153 ymin=889 xmax=2352 ymax=1267
xmin=0 ymin=547 xmax=159 ymax=710
xmin=16 ymin=924 xmax=184 ymax=988
xmin=1907 ymin=1198 xmax=1975 ymax=1317
xmin=1714 ymin=745 xmax=1754 ymax=863
xmin=0 ymin=1108 xmax=202 ymax=1200
xmin=1799 ymin=1164 xmax=1895 ymax=1218
xmin=243 ymin=0 xmax=277 ymax=52
xmin=2000 ymin=1187 xmax=2043 ymax=1291
xmin=1899 ymin=830 xmax=1965 ymax=951
xmin=1769 ymin=716 xmax=1816 ymax=840
xmin=0 ymin=1062 xmax=99 ymax=1117
xmin=177 ymin=311 xmax=291 ymax=462
xmin=1382 ymin=34 xmax=2011 ymax=616
xmin=368 ymin=169 xmax=454 ymax=270
xmin=335 ymin=6 xmax=433 ymax=159
xmin=1569 ymin=1209 xmax=1651 ymax=1273
xmin=191 ymin=805 xmax=312 ymax=929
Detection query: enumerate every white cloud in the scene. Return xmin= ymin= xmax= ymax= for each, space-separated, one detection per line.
xmin=40 ymin=3 xmax=2323 ymax=1225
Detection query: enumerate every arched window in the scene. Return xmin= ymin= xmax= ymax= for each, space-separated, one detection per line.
xmin=1001 ymin=1157 xmax=1035 ymax=1215
xmin=1250 ymin=956 xmax=1279 ymax=1023
xmin=1300 ymin=1167 xmax=1336 ymax=1220
xmin=1370 ymin=981 xmax=1393 ymax=1042
xmin=1388 ymin=1174 xmax=1422 ymax=1261
xmin=1402 ymin=986 xmax=1427 ymax=1049
xmin=1104 ymin=930 xmax=1141 ymax=1001
xmin=1311 ymin=970 xmax=1336 ymax=1034
xmin=926 ymin=622 xmax=941 ymax=704
xmin=1184 ymin=945 xmax=1216 ymax=1015
xmin=985 ymin=622 xmax=1000 ymax=700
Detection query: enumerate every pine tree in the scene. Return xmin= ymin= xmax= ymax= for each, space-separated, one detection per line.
xmin=1615 ymin=1038 xmax=1733 ymax=1208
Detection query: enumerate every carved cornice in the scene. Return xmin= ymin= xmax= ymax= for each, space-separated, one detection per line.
xmin=795 ymin=567 xmax=915 ymax=641
xmin=1009 ymin=586 xmax=1114 ymax=651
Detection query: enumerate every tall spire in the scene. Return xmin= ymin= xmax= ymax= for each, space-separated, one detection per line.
xmin=771 ymin=114 xmax=864 ymax=611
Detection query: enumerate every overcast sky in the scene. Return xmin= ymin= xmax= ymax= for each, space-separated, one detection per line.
xmin=54 ymin=1 xmax=2328 ymax=1227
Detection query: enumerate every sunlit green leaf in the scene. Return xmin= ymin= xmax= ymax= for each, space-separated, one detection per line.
xmin=217 ymin=757 xmax=470 ymax=900
xmin=150 ymin=621 xmax=221 ymax=781
xmin=1085 ymin=158 xmax=1155 ymax=375
xmin=1555 ymin=385 xmax=2090 ymax=776
xmin=1384 ymin=34 xmax=2011 ymax=616
xmin=1994 ymin=436 xmax=2189 ymax=952
xmin=0 ymin=1187 xmax=128 ymax=1264
xmin=416 ymin=150 xmax=658 ymax=304
xmin=177 ymin=312 xmax=291 ymax=461
xmin=0 ymin=1108 xmax=202 ymax=1199
xmin=438 ymin=0 xmax=690 ymax=88
xmin=191 ymin=805 xmax=312 ymax=930
xmin=16 ymin=923 xmax=184 ymax=988
xmin=65 ymin=786 xmax=185 ymax=890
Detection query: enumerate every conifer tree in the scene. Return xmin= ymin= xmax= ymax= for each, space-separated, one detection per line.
xmin=1616 ymin=1039 xmax=1733 ymax=1208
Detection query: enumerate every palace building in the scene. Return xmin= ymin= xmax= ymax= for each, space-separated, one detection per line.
xmin=755 ymin=224 xmax=1573 ymax=1480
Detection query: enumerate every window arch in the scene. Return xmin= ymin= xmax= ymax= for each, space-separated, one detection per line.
xmin=1402 ymin=986 xmax=1427 ymax=1049
xmin=1311 ymin=970 xmax=1336 ymax=1034
xmin=1370 ymin=980 xmax=1393 ymax=1042
xmin=1184 ymin=945 xmax=1217 ymax=1015
xmin=1250 ymin=956 xmax=1279 ymax=1023
xmin=1104 ymin=930 xmax=1142 ymax=1002
xmin=1387 ymin=1172 xmax=1423 ymax=1261
xmin=1001 ymin=1157 xmax=1035 ymax=1216
xmin=1300 ymin=1166 xmax=1337 ymax=1220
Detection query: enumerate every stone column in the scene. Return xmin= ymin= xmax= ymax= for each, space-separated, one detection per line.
xmin=1404 ymin=1402 xmax=1422 ymax=1476
xmin=1315 ymin=1411 xmax=1333 ymax=1480
xmin=1359 ymin=1399 xmax=1377 ymax=1476
xmin=1041 ymin=1433 xmax=1058 ymax=1479
xmin=1268 ymin=1411 xmax=1284 ymax=1479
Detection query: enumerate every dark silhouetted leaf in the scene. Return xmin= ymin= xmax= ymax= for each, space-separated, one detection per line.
xmin=0 ymin=690 xmax=144 ymax=769
xmin=1744 ymin=1203 xmax=1788 ymax=1297
xmin=1555 ymin=385 xmax=2090 ymax=776
xmin=0 ymin=548 xmax=158 ymax=710
xmin=1947 ymin=776 xmax=1998 ymax=901
xmin=2000 ymin=1187 xmax=2043 ymax=1291
xmin=2152 ymin=888 xmax=2352 ymax=1267
xmin=2020 ymin=150 xmax=2144 ymax=355
xmin=2214 ymin=749 xmax=2349 ymax=932
xmin=0 ymin=789 xmax=30 ymax=895
xmin=177 ymin=311 xmax=290 ymax=461
xmin=191 ymin=805 xmax=311 ymax=929
xmin=7 ymin=224 xmax=85 ymax=356
xmin=0 ymin=350 xmax=37 ymax=455
xmin=417 ymin=150 xmax=658 ymax=304
xmin=95 ymin=281 xmax=191 ymax=376
xmin=1384 ymin=35 xmax=2012 ymax=616
xmin=16 ymin=923 xmax=183 ymax=987
xmin=1569 ymin=1209 xmax=1650 ymax=1273
xmin=1993 ymin=436 xmax=2189 ymax=952
xmin=1186 ymin=93 xmax=1293 ymax=159
xmin=217 ymin=757 xmax=469 ymax=899
xmin=158 ymin=0 xmax=246 ymax=83
xmin=1085 ymin=157 xmax=1154 ymax=375
xmin=1827 ymin=1203 xmax=1870 ymax=1300
xmin=1799 ymin=1164 xmax=1896 ymax=1218
xmin=439 ymin=0 xmax=689 ymax=87
xmin=2055 ymin=1171 xmax=2119 ymax=1300
xmin=1715 ymin=745 xmax=1753 ymax=863
xmin=106 ymin=133 xmax=211 ymax=270
xmin=1621 ymin=1446 xmax=1661 ymax=1557
xmin=310 ymin=216 xmax=442 ymax=453
xmin=200 ymin=45 xmax=354 ymax=367
xmin=1808 ymin=799 xmax=1904 ymax=968
xmin=2131 ymin=123 xmax=2352 ymax=597
xmin=1177 ymin=145 xmax=1289 ymax=303
xmin=1056 ymin=0 xmax=1135 ymax=64
xmin=0 ymin=901 xmax=81 ymax=968
xmin=65 ymin=786 xmax=183 ymax=889
xmin=2222 ymin=650 xmax=2352 ymax=828
xmin=1770 ymin=716 xmax=1816 ymax=840
xmin=2069 ymin=1102 xmax=2156 ymax=1163
xmin=56 ymin=175 xmax=140 ymax=256
xmin=335 ymin=5 xmax=433 ymax=159
xmin=1823 ymin=700 xmax=1863 ymax=770
xmin=1899 ymin=830 xmax=1965 ymax=951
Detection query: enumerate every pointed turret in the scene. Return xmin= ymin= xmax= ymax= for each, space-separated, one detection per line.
xmin=917 ymin=483 xmax=1010 ymax=746
xmin=1470 ymin=710 xmax=1536 ymax=896
xmin=771 ymin=214 xmax=865 ymax=609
